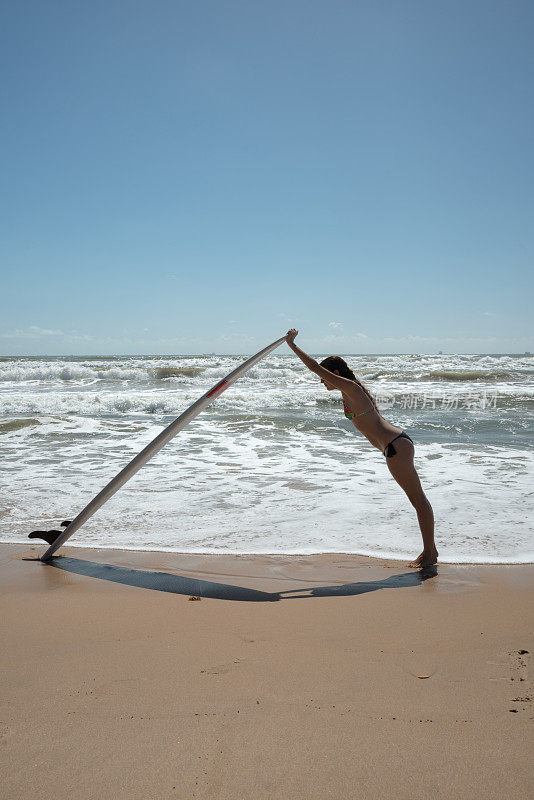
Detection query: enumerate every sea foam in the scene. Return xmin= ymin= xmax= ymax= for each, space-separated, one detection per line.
xmin=1 ymin=353 xmax=532 ymax=563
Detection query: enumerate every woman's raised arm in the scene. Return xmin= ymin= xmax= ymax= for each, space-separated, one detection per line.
xmin=286 ymin=329 xmax=363 ymax=395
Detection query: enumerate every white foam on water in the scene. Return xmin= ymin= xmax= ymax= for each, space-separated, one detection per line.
xmin=1 ymin=353 xmax=532 ymax=563
xmin=1 ymin=417 xmax=533 ymax=563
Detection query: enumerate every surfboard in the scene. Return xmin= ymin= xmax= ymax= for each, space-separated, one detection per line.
xmin=39 ymin=335 xmax=288 ymax=561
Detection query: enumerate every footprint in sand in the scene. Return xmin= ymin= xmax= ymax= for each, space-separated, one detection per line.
xmin=508 ymin=649 xmax=531 ymax=713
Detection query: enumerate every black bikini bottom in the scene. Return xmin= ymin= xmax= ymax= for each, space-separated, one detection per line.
xmin=383 ymin=431 xmax=413 ymax=458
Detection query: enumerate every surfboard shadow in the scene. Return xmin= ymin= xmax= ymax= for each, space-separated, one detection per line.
xmin=44 ymin=557 xmax=277 ymax=602
xmin=41 ymin=556 xmax=437 ymax=602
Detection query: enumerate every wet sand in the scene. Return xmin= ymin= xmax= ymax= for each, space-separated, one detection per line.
xmin=1 ymin=543 xmax=532 ymax=799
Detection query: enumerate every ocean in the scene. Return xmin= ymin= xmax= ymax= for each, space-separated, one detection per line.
xmin=1 ymin=352 xmax=533 ymax=563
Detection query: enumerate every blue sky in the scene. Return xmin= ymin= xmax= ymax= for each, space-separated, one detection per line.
xmin=1 ymin=0 xmax=533 ymax=355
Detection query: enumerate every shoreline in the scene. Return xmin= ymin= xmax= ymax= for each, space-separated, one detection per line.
xmin=2 ymin=542 xmax=532 ymax=799
xmin=4 ymin=539 xmax=534 ymax=565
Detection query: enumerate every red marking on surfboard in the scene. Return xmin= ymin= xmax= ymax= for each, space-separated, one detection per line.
xmin=207 ymin=379 xmax=229 ymax=398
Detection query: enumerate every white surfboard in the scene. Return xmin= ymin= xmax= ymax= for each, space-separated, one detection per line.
xmin=40 ymin=334 xmax=288 ymax=560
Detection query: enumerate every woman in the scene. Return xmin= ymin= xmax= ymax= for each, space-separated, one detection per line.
xmin=286 ymin=329 xmax=438 ymax=568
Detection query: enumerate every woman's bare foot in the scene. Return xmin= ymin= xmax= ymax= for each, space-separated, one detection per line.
xmin=408 ymin=547 xmax=438 ymax=568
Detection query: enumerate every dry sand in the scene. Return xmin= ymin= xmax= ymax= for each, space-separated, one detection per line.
xmin=1 ymin=543 xmax=532 ymax=799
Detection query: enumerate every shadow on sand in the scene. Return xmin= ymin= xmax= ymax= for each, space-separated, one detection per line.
xmin=29 ymin=556 xmax=437 ymax=602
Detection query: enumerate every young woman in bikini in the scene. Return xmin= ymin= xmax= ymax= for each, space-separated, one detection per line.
xmin=286 ymin=328 xmax=438 ymax=568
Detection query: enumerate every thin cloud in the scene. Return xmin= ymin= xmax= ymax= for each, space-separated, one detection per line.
xmin=1 ymin=325 xmax=65 ymax=339
xmin=381 ymin=335 xmax=499 ymax=344
xmin=323 ymin=332 xmax=369 ymax=344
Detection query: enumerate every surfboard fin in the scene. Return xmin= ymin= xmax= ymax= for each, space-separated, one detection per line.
xmin=28 ymin=520 xmax=71 ymax=546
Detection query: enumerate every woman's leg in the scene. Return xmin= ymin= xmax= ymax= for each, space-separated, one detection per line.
xmin=385 ymin=438 xmax=438 ymax=568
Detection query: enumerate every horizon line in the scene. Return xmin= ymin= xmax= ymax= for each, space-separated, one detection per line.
xmin=1 ymin=351 xmax=532 ymax=358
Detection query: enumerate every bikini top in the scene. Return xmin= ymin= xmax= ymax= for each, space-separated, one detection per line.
xmin=343 ymin=402 xmax=374 ymax=421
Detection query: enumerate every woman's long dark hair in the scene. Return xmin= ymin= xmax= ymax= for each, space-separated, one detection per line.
xmin=319 ymin=356 xmax=379 ymax=411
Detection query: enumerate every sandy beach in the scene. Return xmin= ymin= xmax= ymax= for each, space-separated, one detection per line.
xmin=1 ymin=543 xmax=532 ymax=799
